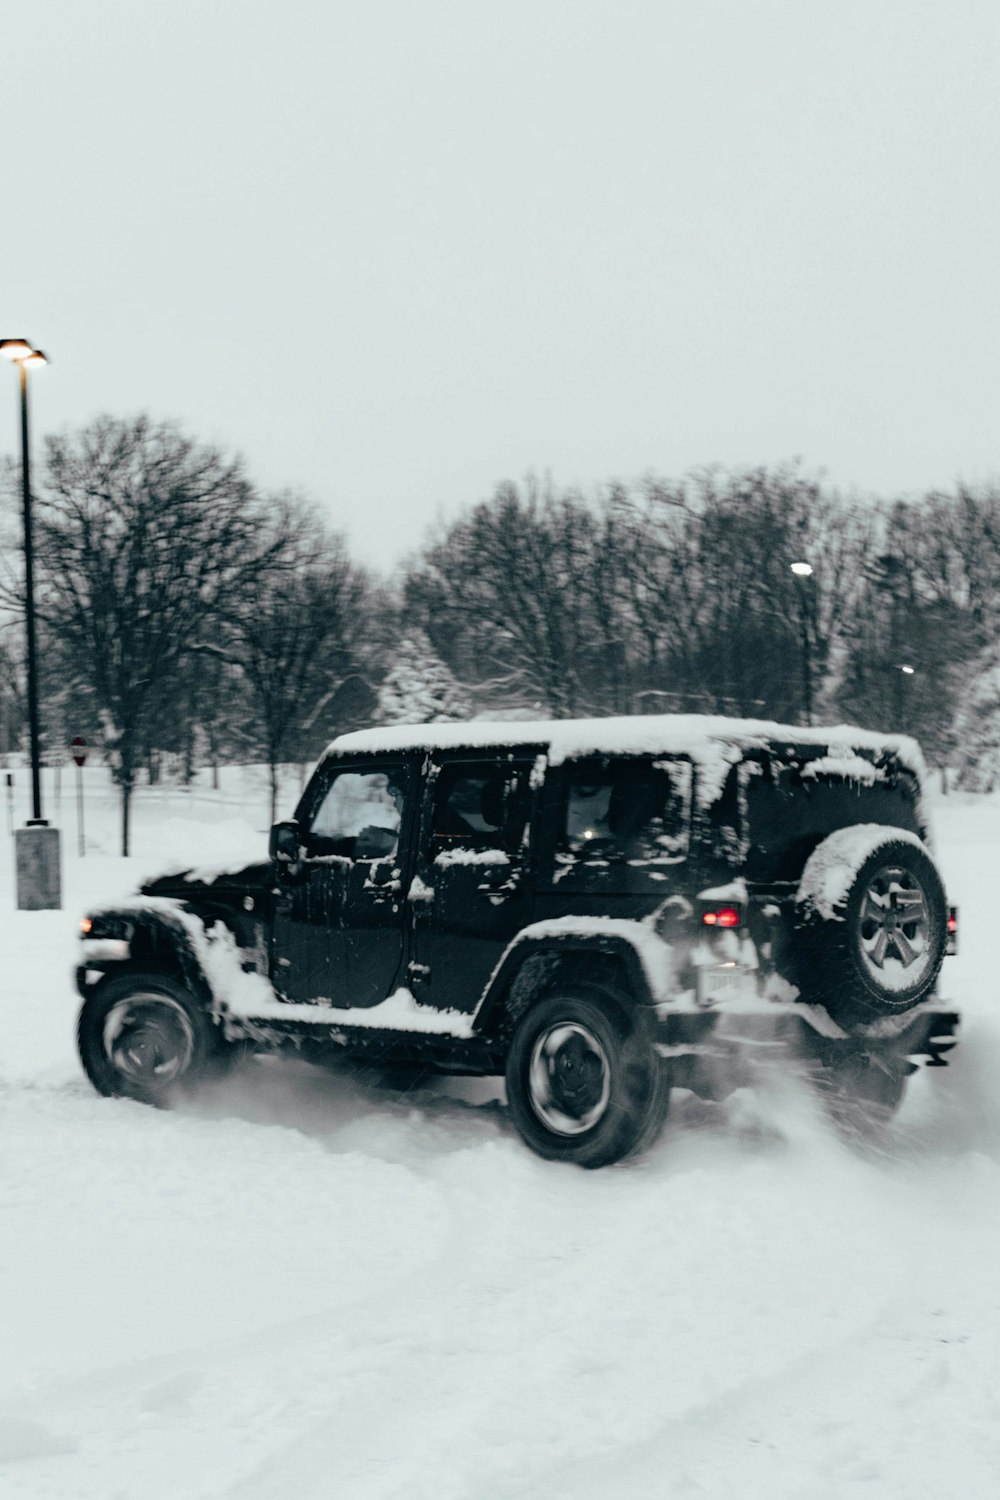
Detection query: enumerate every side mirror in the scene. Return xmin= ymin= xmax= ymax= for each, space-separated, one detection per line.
xmin=269 ymin=820 xmax=301 ymax=864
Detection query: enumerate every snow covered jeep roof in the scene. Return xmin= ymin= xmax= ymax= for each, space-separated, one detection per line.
xmin=327 ymin=710 xmax=926 ymax=764
xmin=327 ymin=712 xmax=929 ymax=815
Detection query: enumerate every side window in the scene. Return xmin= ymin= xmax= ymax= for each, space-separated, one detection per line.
xmin=428 ymin=761 xmax=531 ymax=857
xmin=559 ymin=758 xmax=692 ymax=871
xmin=308 ymin=768 xmax=406 ymax=860
xmin=432 ymin=765 xmax=507 ymax=846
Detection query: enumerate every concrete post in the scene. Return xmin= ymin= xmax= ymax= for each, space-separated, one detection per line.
xmin=15 ymin=825 xmax=62 ymax=910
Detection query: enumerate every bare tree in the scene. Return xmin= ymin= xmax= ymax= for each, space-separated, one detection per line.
xmin=403 ymin=466 xmax=866 ymax=725
xmin=836 ymin=497 xmax=988 ymax=762
xmin=228 ymin=498 xmax=374 ymax=823
xmin=405 ymin=476 xmax=602 ymax=717
xmin=30 ymin=414 xmax=280 ymax=854
xmin=0 ymin=629 xmax=23 ymax=760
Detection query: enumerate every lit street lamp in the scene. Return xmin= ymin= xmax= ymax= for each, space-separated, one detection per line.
xmin=894 ymin=662 xmax=916 ymax=731
xmin=789 ymin=561 xmax=814 ymax=726
xmin=1 ymin=338 xmax=61 ymax=909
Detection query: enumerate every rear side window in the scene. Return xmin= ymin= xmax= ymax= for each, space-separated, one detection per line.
xmin=427 ymin=760 xmax=533 ymax=857
xmin=433 ymin=765 xmax=506 ymax=844
xmin=550 ymin=758 xmax=692 ymax=889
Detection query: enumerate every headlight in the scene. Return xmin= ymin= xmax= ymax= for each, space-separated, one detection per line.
xmin=79 ymin=914 xmax=132 ymax=960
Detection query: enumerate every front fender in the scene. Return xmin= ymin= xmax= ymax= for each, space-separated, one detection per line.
xmin=76 ymin=897 xmax=216 ymax=1009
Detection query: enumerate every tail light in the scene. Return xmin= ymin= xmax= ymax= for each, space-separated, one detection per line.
xmin=946 ymin=906 xmax=958 ymax=956
xmin=699 ymin=903 xmax=744 ymax=963
xmin=702 ymin=905 xmax=741 ymax=928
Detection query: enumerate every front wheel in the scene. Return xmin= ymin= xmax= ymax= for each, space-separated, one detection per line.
xmin=505 ymin=989 xmax=668 ymax=1167
xmin=77 ymin=972 xmax=229 ymax=1106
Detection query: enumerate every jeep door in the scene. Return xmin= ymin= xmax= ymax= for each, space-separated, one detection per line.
xmin=409 ymin=754 xmax=536 ymax=1013
xmin=271 ymin=758 xmax=416 ymax=1007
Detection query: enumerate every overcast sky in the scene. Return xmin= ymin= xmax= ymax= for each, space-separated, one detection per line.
xmin=5 ymin=0 xmax=1000 ymax=566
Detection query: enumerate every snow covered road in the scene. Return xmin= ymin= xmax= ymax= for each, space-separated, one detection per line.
xmin=1 ymin=773 xmax=999 ymax=1499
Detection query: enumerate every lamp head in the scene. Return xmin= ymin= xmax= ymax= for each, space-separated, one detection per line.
xmin=0 ymin=339 xmax=34 ymax=362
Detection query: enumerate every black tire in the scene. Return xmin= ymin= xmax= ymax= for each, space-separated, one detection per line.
xmin=77 ymin=972 xmax=229 ymax=1106
xmin=505 ymin=988 xmax=669 ymax=1167
xmin=796 ymin=838 xmax=947 ymax=1028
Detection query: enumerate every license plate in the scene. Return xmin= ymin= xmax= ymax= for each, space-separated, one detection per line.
xmin=698 ymin=965 xmax=758 ymax=1007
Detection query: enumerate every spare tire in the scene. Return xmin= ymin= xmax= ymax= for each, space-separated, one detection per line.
xmin=794 ymin=829 xmax=947 ymax=1028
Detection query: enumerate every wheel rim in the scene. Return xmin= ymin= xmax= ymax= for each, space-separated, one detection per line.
xmin=102 ymin=994 xmax=195 ymax=1087
xmin=527 ymin=1022 xmax=611 ymax=1136
xmin=858 ymin=865 xmax=931 ymax=982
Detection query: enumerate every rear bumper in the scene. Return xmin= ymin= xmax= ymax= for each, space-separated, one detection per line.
xmin=652 ymin=1003 xmax=959 ymax=1094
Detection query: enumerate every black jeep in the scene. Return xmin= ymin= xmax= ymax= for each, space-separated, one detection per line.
xmin=75 ymin=715 xmax=958 ymax=1166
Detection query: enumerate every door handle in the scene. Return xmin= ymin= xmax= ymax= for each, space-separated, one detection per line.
xmin=365 ymin=864 xmax=401 ymax=897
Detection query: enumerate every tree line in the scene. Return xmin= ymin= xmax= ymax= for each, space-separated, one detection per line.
xmin=3 ymin=413 xmax=1000 ymax=852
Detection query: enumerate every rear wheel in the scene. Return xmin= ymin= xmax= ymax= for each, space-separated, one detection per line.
xmin=77 ymin=972 xmax=229 ymax=1106
xmin=505 ymin=988 xmax=668 ymax=1167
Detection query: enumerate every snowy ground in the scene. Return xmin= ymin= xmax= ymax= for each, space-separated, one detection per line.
xmin=1 ymin=765 xmax=999 ymax=1499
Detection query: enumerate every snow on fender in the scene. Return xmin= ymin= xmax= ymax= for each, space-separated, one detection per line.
xmin=793 ymin=824 xmax=948 ymax=1027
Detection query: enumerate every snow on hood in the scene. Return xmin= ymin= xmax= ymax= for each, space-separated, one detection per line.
xmin=327 ymin=714 xmax=927 ymax=809
xmin=136 ymin=818 xmax=270 ymax=888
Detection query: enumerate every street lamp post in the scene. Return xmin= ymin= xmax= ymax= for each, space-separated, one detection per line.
xmin=895 ymin=662 xmax=915 ymax=732
xmin=790 ymin=561 xmax=814 ymax=727
xmin=1 ymin=338 xmax=61 ymax=909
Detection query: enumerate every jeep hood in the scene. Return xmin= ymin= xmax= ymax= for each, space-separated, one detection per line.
xmin=141 ymin=860 xmax=272 ymax=901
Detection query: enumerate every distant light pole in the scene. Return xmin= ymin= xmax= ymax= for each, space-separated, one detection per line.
xmin=1 ymin=338 xmax=60 ymax=909
xmin=789 ymin=561 xmax=814 ymax=726
xmin=895 ymin=662 xmax=915 ymax=731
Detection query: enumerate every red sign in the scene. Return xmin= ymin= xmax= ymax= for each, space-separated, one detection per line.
xmin=70 ymin=736 xmax=87 ymax=767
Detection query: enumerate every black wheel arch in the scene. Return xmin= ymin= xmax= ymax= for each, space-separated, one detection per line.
xmin=77 ymin=902 xmax=220 ymax=1019
xmin=473 ymin=932 xmax=656 ymax=1050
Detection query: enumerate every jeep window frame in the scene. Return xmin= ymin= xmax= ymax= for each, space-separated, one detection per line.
xmin=294 ymin=753 xmax=420 ymax=867
xmin=418 ymin=750 xmax=540 ymax=868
